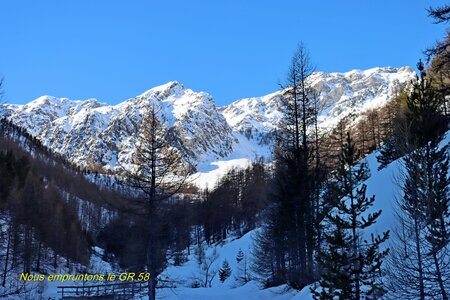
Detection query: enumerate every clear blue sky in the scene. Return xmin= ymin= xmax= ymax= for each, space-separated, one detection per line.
xmin=0 ymin=0 xmax=448 ymax=106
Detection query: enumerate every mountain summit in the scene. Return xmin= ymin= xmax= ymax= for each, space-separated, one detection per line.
xmin=1 ymin=66 xmax=415 ymax=174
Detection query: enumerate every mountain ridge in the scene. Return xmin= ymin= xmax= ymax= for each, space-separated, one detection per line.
xmin=0 ymin=66 xmax=416 ymax=176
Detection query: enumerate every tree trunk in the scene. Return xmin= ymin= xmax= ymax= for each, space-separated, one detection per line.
xmin=432 ymin=252 xmax=448 ymax=300
xmin=146 ymin=236 xmax=157 ymax=300
xmin=2 ymin=226 xmax=11 ymax=287
xmin=147 ymin=274 xmax=157 ymax=300
xmin=351 ymin=196 xmax=361 ymax=300
xmin=294 ymin=84 xmax=300 ymax=151
xmin=23 ymin=225 xmax=31 ymax=273
xmin=35 ymin=241 xmax=42 ymax=272
xmin=414 ymin=219 xmax=425 ymax=300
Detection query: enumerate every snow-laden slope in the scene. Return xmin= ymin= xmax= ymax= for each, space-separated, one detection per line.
xmin=356 ymin=131 xmax=450 ymax=239
xmin=158 ymin=230 xmax=311 ymax=300
xmin=155 ymin=131 xmax=449 ymax=300
xmin=1 ymin=67 xmax=415 ymax=186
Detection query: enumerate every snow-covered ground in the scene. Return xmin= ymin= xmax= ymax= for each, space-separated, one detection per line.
xmin=158 ymin=230 xmax=313 ymax=300
xmin=154 ymin=132 xmax=450 ymax=299
xmin=192 ymin=158 xmax=252 ymax=190
xmin=191 ymin=131 xmax=272 ymax=189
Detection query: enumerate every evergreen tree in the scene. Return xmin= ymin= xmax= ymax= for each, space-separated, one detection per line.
xmin=386 ymin=59 xmax=450 ymax=299
xmin=428 ymin=4 xmax=450 ymax=24
xmin=251 ymin=208 xmax=285 ymax=287
xmin=406 ymin=63 xmax=450 ymax=299
xmin=421 ymin=141 xmax=450 ymax=300
xmin=388 ymin=139 xmax=450 ymax=300
xmin=235 ymin=249 xmax=250 ymax=286
xmin=255 ymin=43 xmax=322 ymax=288
xmin=406 ymin=60 xmax=447 ymax=148
xmin=312 ymin=133 xmax=389 ymax=299
xmin=426 ymin=4 xmax=450 ymax=87
xmin=376 ymin=132 xmax=402 ymax=171
xmin=219 ymin=259 xmax=232 ymax=283
xmin=313 ymin=227 xmax=353 ymax=300
xmin=236 ymin=248 xmax=244 ymax=263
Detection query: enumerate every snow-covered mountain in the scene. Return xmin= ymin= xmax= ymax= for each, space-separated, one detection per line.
xmin=222 ymin=66 xmax=414 ymax=145
xmin=1 ymin=82 xmax=235 ymax=172
xmin=0 ymin=67 xmax=415 ymax=177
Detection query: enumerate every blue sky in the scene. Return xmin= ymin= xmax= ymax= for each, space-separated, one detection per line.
xmin=0 ymin=0 xmax=448 ymax=106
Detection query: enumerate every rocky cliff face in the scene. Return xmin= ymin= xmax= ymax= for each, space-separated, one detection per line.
xmin=0 ymin=67 xmax=416 ymax=173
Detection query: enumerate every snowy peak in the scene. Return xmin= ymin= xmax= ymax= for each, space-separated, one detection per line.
xmin=0 ymin=66 xmax=416 ymax=174
xmin=1 ymin=82 xmax=235 ymax=172
xmin=2 ymin=96 xmax=108 ymax=136
xmin=133 ymin=81 xmax=218 ymax=123
xmin=138 ymin=81 xmax=184 ymax=99
xmin=222 ymin=66 xmax=416 ymax=145
xmin=23 ymin=95 xmax=104 ymax=114
xmin=310 ymin=66 xmax=415 ymax=128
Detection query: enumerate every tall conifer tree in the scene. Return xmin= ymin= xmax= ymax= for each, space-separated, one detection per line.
xmin=313 ymin=133 xmax=389 ymax=299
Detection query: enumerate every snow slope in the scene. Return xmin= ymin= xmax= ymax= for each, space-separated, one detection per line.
xmin=157 ymin=230 xmax=310 ymax=300
xmin=152 ymin=131 xmax=450 ymax=300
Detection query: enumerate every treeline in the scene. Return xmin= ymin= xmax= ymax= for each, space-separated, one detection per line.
xmin=200 ymin=160 xmax=268 ymax=244
xmin=97 ymin=159 xmax=269 ymax=268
